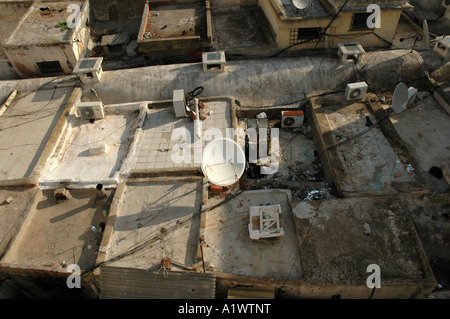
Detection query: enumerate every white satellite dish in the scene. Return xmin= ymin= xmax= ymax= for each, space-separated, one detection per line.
xmin=423 ymin=20 xmax=430 ymax=49
xmin=407 ymin=87 xmax=418 ymax=106
xmin=201 ymin=138 xmax=246 ymax=187
xmin=292 ymin=0 xmax=311 ymax=10
xmin=392 ymin=82 xmax=409 ymax=114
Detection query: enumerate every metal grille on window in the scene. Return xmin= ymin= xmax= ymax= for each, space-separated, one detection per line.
xmin=290 ymin=27 xmax=322 ymax=44
xmin=36 ymin=61 xmax=63 ymax=75
xmin=351 ymin=13 xmax=372 ymax=31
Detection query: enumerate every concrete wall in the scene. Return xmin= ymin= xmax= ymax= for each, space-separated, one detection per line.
xmin=89 ymin=0 xmax=146 ymax=20
xmin=0 ymin=264 xmax=99 ymax=298
xmin=90 ymin=0 xmax=201 ymax=21
xmin=326 ymin=10 xmax=402 ymax=48
xmin=77 ymin=50 xmax=426 ymax=107
xmin=258 ymin=0 xmax=401 ymax=49
xmin=410 ymin=0 xmax=446 ymax=16
xmin=258 ymin=0 xmax=282 ymax=47
xmin=0 ymin=50 xmax=426 ymax=106
xmin=216 ymin=274 xmax=435 ymax=299
xmin=210 ymin=0 xmax=257 ymax=8
xmin=0 ymin=1 xmax=32 ymax=41
xmin=318 ymin=0 xmax=412 ymax=16
xmin=0 ymin=1 xmax=33 ymax=79
xmin=2 ymin=1 xmax=90 ymax=78
xmin=0 ymin=58 xmax=18 ymax=80
xmin=138 ymin=37 xmax=202 ymax=52
xmin=3 ymin=45 xmax=73 ymax=77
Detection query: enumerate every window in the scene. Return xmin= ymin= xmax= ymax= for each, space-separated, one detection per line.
xmin=290 ymin=27 xmax=322 ymax=44
xmin=36 ymin=61 xmax=63 ymax=75
xmin=350 ymin=13 xmax=372 ymax=31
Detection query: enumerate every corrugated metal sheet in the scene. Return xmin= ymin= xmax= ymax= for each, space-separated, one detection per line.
xmin=100 ymin=266 xmax=216 ymax=299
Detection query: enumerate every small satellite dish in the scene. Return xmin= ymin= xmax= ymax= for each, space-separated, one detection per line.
xmin=292 ymin=0 xmax=311 ymax=10
xmin=392 ymin=83 xmax=409 ymax=114
xmin=423 ymin=20 xmax=430 ymax=49
xmin=201 ymin=138 xmax=245 ymax=187
xmin=407 ymin=87 xmax=418 ymax=106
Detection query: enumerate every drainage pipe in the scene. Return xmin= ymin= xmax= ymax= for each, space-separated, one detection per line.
xmin=96 ymin=183 xmax=106 ymax=199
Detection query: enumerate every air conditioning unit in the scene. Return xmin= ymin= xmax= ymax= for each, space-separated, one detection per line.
xmin=345 ymin=81 xmax=368 ymax=101
xmin=281 ymin=110 xmax=304 ymax=128
xmin=173 ymin=89 xmax=187 ymax=118
xmin=77 ymin=101 xmax=105 ymax=120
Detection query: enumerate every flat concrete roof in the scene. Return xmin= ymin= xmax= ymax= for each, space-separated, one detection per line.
xmin=88 ymin=50 xmax=427 ymax=107
xmin=143 ymin=2 xmax=206 ymax=40
xmin=0 ymin=47 xmax=448 ymax=298
xmin=400 ymin=194 xmax=450 ymax=261
xmin=1 ymin=187 xmax=112 ymax=271
xmin=211 ymin=7 xmax=276 ymax=50
xmin=39 ymin=103 xmax=145 ymax=187
xmin=310 ymin=94 xmax=429 ymax=197
xmin=98 ymin=180 xmax=203 ymax=271
xmin=203 ymin=189 xmax=302 ymax=279
xmin=292 ymin=196 xmax=435 ymax=290
xmin=130 ymin=99 xmax=233 ymax=174
xmin=0 ymin=0 xmax=32 ymax=56
xmin=4 ymin=0 xmax=85 ymax=46
xmin=387 ymin=92 xmax=450 ymax=192
xmin=0 ymin=87 xmax=73 ymax=184
xmin=0 ymin=186 xmax=38 ymax=259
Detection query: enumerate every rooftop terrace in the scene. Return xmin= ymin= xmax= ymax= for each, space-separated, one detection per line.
xmin=4 ymin=0 xmax=86 ymax=46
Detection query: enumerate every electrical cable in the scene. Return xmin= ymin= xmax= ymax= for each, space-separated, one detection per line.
xmin=314 ymin=0 xmax=350 ymax=48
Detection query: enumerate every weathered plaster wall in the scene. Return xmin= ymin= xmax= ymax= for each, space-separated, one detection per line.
xmin=327 ymin=10 xmax=402 ymax=48
xmin=210 ymin=0 xmax=257 ymax=8
xmin=215 ymin=274 xmax=435 ymax=299
xmin=2 ymin=1 xmax=90 ymax=78
xmin=258 ymin=0 xmax=402 ymax=49
xmin=85 ymin=50 xmax=426 ymax=106
xmin=0 ymin=0 xmax=33 ymax=79
xmin=410 ymin=0 xmax=446 ymax=16
xmin=3 ymin=45 xmax=73 ymax=77
xmin=0 ymin=1 xmax=32 ymax=41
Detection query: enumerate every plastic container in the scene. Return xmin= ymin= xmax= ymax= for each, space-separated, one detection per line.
xmin=256 ymin=112 xmax=267 ymax=119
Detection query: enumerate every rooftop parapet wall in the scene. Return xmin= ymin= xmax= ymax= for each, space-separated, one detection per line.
xmin=89 ymin=0 xmax=201 ymax=21
xmin=318 ymin=0 xmax=413 ymax=14
xmin=137 ymin=0 xmax=211 ymax=53
xmin=3 ymin=0 xmax=88 ymax=47
xmin=83 ymin=49 xmax=427 ymax=106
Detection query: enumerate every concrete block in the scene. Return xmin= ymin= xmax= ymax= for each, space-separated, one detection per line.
xmin=202 ymin=51 xmax=226 ymax=73
xmin=73 ymin=57 xmax=104 ymax=85
xmin=433 ymin=36 xmax=450 ymax=59
xmin=338 ymin=42 xmax=366 ymax=64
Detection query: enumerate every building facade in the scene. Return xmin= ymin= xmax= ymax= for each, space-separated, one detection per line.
xmin=2 ymin=0 xmax=91 ymax=78
xmin=258 ymin=0 xmax=413 ymax=49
